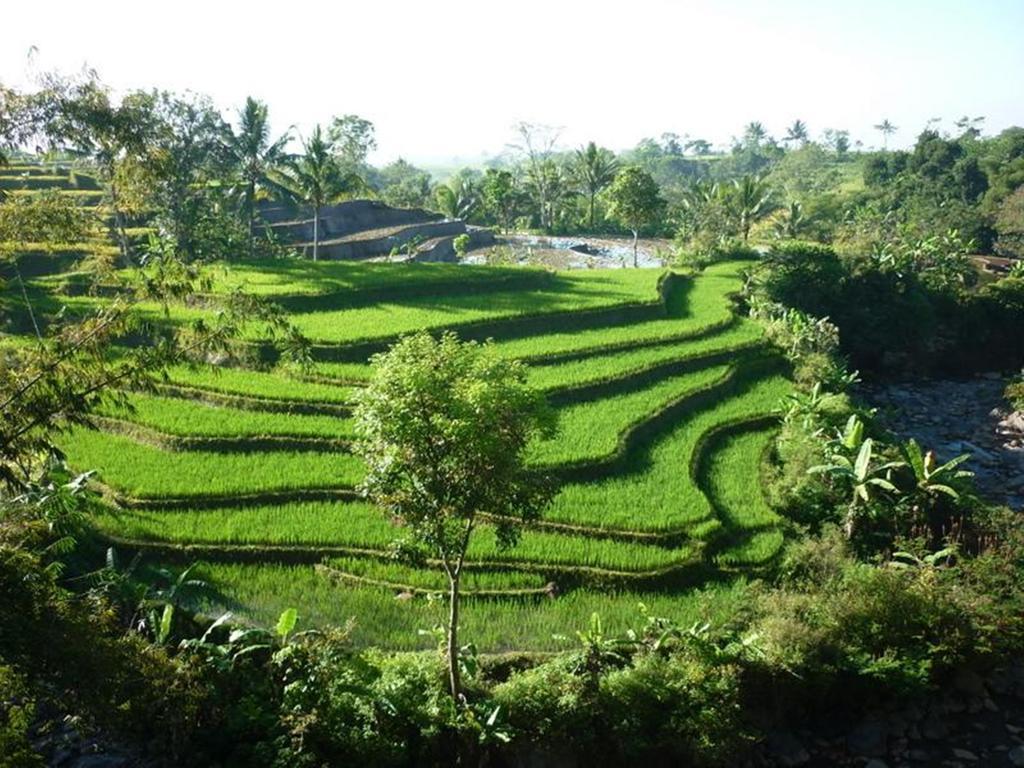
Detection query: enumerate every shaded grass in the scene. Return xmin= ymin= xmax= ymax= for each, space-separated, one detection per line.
xmin=93 ymin=500 xmax=697 ymax=572
xmin=322 ymin=557 xmax=548 ymax=593
xmin=527 ymin=364 xmax=732 ymax=467
xmin=701 ymin=424 xmax=786 ymax=567
xmin=186 ymin=562 xmax=752 ymax=652
xmin=60 ymin=268 xmax=664 ymax=345
xmin=162 ymin=364 xmax=354 ymax=404
xmin=525 ymin=319 xmax=762 ymax=391
xmin=543 ymin=370 xmax=792 ymax=534
xmin=494 ymin=261 xmax=747 ymax=360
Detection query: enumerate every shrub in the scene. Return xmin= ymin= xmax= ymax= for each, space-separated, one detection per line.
xmin=492 ymin=657 xmax=590 ymax=741
xmin=600 ymin=651 xmax=744 ymax=765
xmin=0 ymin=665 xmax=42 ymax=768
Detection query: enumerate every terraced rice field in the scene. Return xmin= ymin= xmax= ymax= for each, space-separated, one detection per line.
xmin=58 ymin=259 xmax=792 ymax=649
xmin=5 ymin=163 xmax=793 ymax=651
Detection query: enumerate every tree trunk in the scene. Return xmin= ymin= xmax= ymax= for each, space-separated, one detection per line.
xmin=589 ymin=191 xmax=596 ymax=230
xmin=446 ymin=570 xmax=461 ymax=703
xmin=108 ymin=179 xmax=132 ymax=267
xmin=312 ymin=205 xmax=319 ymax=262
xmin=632 ymin=229 xmax=639 ymax=268
xmin=844 ymin=506 xmax=858 ymax=539
xmin=247 ymin=181 xmax=256 ymax=259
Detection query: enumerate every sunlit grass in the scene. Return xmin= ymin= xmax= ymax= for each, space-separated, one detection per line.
xmin=99 ymin=392 xmax=354 ymax=439
xmin=62 ymin=428 xmax=363 ymax=498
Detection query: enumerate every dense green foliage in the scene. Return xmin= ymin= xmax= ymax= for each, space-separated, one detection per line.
xmin=2 ymin=69 xmax=1024 ymax=767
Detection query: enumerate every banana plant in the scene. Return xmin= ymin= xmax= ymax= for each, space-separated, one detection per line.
xmin=890 ymin=545 xmax=958 ymax=570
xmin=901 ymin=439 xmax=973 ymax=500
xmin=556 ymin=612 xmax=633 ymax=679
xmin=810 ymin=431 xmax=904 ymax=538
xmin=783 ymin=382 xmax=834 ymax=430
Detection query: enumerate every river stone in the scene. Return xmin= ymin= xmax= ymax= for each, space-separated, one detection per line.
xmin=951 ymin=748 xmax=979 ymax=761
xmin=848 ymin=720 xmax=888 ymax=757
xmin=954 ymin=669 xmax=988 ymax=698
xmin=764 ymin=730 xmax=810 ymax=766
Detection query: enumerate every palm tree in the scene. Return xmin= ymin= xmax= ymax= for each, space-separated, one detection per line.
xmin=434 ymin=176 xmax=477 ymax=221
xmin=572 ymin=142 xmax=619 ymax=230
xmin=727 ymin=174 xmax=776 ymax=241
xmin=222 ymin=97 xmax=290 ymax=258
xmin=873 ymin=119 xmax=897 ymax=151
xmin=743 ymin=121 xmax=769 ymax=148
xmin=277 ymin=125 xmax=362 ymax=261
xmin=773 ymin=200 xmax=806 ymax=239
xmin=784 ymin=119 xmax=809 ymax=148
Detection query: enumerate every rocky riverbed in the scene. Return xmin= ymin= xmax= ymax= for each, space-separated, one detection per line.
xmin=752 ymin=661 xmax=1024 ymax=767
xmin=861 ymin=376 xmax=1024 ymax=511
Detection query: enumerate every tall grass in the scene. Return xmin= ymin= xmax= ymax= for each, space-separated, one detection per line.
xmin=187 ymin=562 xmax=753 ymax=652
xmin=163 ymin=364 xmax=354 ymax=403
xmin=525 ymin=319 xmax=761 ymax=391
xmin=61 ymin=268 xmax=664 ymax=344
xmin=527 ymin=364 xmax=732 ymax=467
xmin=323 ymin=557 xmax=548 ymax=592
xmin=100 ymin=393 xmax=353 ymax=439
xmin=543 ymin=371 xmax=792 ymax=534
xmin=202 ymin=259 xmax=531 ymax=297
xmin=93 ymin=500 xmax=696 ymax=572
xmin=701 ymin=424 xmax=785 ymax=567
xmin=495 ymin=261 xmax=747 ymax=359
xmin=61 ymin=429 xmax=364 ymax=498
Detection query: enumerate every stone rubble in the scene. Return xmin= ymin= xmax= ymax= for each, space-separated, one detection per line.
xmin=753 ymin=660 xmax=1024 ymax=767
xmin=860 ymin=376 xmax=1024 ymax=511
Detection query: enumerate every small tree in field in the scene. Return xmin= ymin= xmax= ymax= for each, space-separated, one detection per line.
xmin=607 ymin=166 xmax=665 ymax=267
xmin=353 ymin=331 xmax=554 ymax=702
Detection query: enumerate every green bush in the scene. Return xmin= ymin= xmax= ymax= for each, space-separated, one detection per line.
xmin=600 ymin=651 xmax=744 ymax=765
xmin=0 ymin=666 xmax=42 ymax=768
xmin=752 ymin=529 xmax=1002 ymax=699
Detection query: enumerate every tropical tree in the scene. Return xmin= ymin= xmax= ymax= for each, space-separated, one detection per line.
xmin=139 ymin=91 xmax=231 ymax=261
xmin=353 ymin=331 xmax=553 ymax=703
xmin=481 ymin=168 xmax=519 ymax=233
xmin=221 ymin=97 xmax=290 ymax=258
xmin=685 ymin=138 xmax=712 ymax=155
xmin=822 ymin=128 xmax=851 ymax=158
xmin=785 ymin=120 xmax=809 ymax=148
xmin=527 ymin=159 xmax=575 ymax=231
xmin=954 ymin=115 xmax=985 ymax=140
xmin=378 ymin=158 xmax=432 ymax=209
xmin=326 ymin=113 xmax=377 ymax=171
xmin=572 ymin=141 xmax=619 ymax=229
xmin=874 ymin=119 xmax=898 ymax=151
xmin=434 ymin=175 xmax=477 ymax=221
xmin=276 ymin=124 xmax=362 ymax=261
xmin=773 ymin=200 xmax=807 ymax=239
xmin=726 ymin=174 xmax=776 ymax=241
xmin=743 ymin=121 xmax=769 ymax=148
xmin=42 ymin=76 xmax=158 ymax=263
xmin=607 ymin=167 xmax=665 ymax=267
xmin=511 ymin=122 xmax=561 ymax=229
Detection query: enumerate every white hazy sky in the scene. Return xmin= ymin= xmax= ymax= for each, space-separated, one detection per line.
xmin=3 ymin=0 xmax=1023 ymax=166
